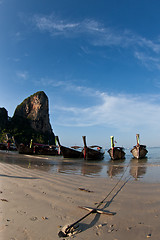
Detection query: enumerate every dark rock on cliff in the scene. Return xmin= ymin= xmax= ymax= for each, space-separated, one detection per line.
xmin=0 ymin=107 xmax=8 ymax=130
xmin=11 ymin=91 xmax=55 ymax=144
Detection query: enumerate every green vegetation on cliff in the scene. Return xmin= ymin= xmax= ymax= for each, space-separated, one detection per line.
xmin=0 ymin=115 xmax=55 ymax=145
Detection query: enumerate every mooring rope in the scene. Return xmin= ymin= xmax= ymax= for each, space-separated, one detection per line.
xmin=58 ymin=162 xmax=132 ymax=237
xmin=95 ymin=162 xmax=131 ymax=209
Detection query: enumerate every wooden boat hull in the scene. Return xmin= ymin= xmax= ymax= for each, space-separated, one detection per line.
xmin=34 ymin=147 xmax=58 ymax=155
xmin=18 ymin=144 xmax=33 ymax=154
xmin=18 ymin=144 xmax=58 ymax=155
xmin=0 ymin=143 xmax=7 ymax=150
xmin=108 ymin=147 xmax=125 ymax=160
xmin=82 ymin=136 xmax=104 ymax=161
xmin=83 ymin=147 xmax=104 ymax=160
xmin=60 ymin=145 xmax=83 ymax=158
xmin=130 ymin=145 xmax=148 ymax=159
xmin=55 ymin=136 xmax=83 ymax=158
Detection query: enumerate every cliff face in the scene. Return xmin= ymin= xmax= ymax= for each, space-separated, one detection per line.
xmin=0 ymin=107 xmax=8 ymax=130
xmin=0 ymin=91 xmax=55 ymax=144
xmin=13 ymin=91 xmax=53 ymax=135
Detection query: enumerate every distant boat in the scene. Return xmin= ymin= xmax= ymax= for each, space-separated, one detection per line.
xmin=55 ymin=136 xmax=83 ymax=158
xmin=18 ymin=143 xmax=33 ymax=154
xmin=33 ymin=143 xmax=58 ymax=155
xmin=18 ymin=141 xmax=58 ymax=155
xmin=0 ymin=143 xmax=7 ymax=150
xmin=0 ymin=142 xmax=17 ymax=151
xmin=131 ymin=134 xmax=148 ymax=159
xmin=82 ymin=136 xmax=104 ymax=160
xmin=108 ymin=136 xmax=125 ymax=160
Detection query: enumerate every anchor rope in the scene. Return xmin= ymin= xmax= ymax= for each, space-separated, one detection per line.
xmin=96 ymin=162 xmax=131 ymax=209
xmin=59 ymin=162 xmax=132 ymax=237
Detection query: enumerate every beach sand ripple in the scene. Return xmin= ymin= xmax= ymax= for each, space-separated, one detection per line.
xmin=0 ymin=162 xmax=160 ymax=239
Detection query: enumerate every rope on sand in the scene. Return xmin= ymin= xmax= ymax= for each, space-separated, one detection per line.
xmin=58 ymin=163 xmax=132 ymax=237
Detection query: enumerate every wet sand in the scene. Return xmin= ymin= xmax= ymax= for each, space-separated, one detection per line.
xmin=0 ymin=160 xmax=160 ymax=240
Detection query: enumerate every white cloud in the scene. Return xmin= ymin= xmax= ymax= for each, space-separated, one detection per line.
xmin=38 ymin=77 xmax=105 ymax=98
xmin=13 ymin=58 xmax=20 ymax=62
xmin=39 ymin=78 xmax=66 ymax=87
xmin=53 ymin=88 xmax=160 ymax=131
xmin=134 ymin=51 xmax=160 ymax=70
xmin=13 ymin=31 xmax=26 ymax=42
xmin=33 ymin=14 xmax=80 ymax=36
xmin=32 ymin=14 xmax=160 ymax=70
xmin=137 ymin=37 xmax=160 ymax=54
xmin=33 ymin=14 xmax=115 ymax=40
xmin=16 ymin=71 xmax=28 ymax=80
xmin=38 ymin=78 xmax=160 ymax=130
xmin=32 ymin=14 xmax=160 ymax=50
xmin=33 ymin=14 xmax=105 ymax=36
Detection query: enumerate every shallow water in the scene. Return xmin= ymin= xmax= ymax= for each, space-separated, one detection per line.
xmin=0 ymin=147 xmax=160 ymax=183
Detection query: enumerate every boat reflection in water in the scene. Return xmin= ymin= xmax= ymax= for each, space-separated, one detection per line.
xmin=81 ymin=163 xmax=102 ymax=176
xmin=130 ymin=158 xmax=147 ymax=180
xmin=107 ymin=159 xmax=125 ymax=178
xmin=0 ymin=150 xmax=150 ymax=180
xmin=57 ymin=159 xmax=103 ymax=177
xmin=57 ymin=159 xmax=82 ymax=175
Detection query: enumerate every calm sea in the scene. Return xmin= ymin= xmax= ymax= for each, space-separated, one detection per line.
xmin=0 ymin=147 xmax=160 ymax=183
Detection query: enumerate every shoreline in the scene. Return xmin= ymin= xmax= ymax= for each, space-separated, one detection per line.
xmin=0 ymin=150 xmax=160 ymax=183
xmin=0 ymin=161 xmax=160 ymax=239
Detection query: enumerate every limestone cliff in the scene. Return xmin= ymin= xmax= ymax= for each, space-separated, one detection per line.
xmin=0 ymin=107 xmax=8 ymax=130
xmin=12 ymin=91 xmax=55 ymax=144
xmin=14 ymin=91 xmax=53 ymax=134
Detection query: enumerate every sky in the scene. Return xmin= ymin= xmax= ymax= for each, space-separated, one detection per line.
xmin=1 ymin=0 xmax=160 ymax=148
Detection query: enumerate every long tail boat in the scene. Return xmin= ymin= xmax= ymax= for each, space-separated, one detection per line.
xmin=33 ymin=143 xmax=58 ymax=155
xmin=0 ymin=143 xmax=7 ymax=150
xmin=0 ymin=142 xmax=17 ymax=151
xmin=130 ymin=134 xmax=148 ymax=159
xmin=55 ymin=136 xmax=83 ymax=158
xmin=108 ymin=136 xmax=125 ymax=160
xmin=82 ymin=136 xmax=104 ymax=160
xmin=18 ymin=141 xmax=58 ymax=155
xmin=18 ymin=143 xmax=34 ymax=154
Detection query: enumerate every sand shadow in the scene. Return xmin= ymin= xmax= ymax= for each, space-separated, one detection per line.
xmin=59 ymin=176 xmax=131 ymax=237
xmin=0 ymin=174 xmax=39 ymax=179
xmin=77 ymin=213 xmax=101 ymax=232
xmin=101 ymin=176 xmax=131 ymax=209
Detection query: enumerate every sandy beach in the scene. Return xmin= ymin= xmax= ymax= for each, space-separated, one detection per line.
xmin=0 ymin=159 xmax=160 ymax=240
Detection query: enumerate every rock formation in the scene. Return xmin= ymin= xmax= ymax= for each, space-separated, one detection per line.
xmin=13 ymin=91 xmax=53 ymax=134
xmin=0 ymin=107 xmax=8 ymax=130
xmin=0 ymin=91 xmax=55 ymax=144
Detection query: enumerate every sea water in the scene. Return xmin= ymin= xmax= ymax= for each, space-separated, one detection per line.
xmin=0 ymin=147 xmax=160 ymax=183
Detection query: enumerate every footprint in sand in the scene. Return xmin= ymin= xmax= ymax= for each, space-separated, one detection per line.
xmin=30 ymin=217 xmax=38 ymax=221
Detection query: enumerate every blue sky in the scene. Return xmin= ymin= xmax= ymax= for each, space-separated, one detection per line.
xmin=1 ymin=0 xmax=160 ymax=148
